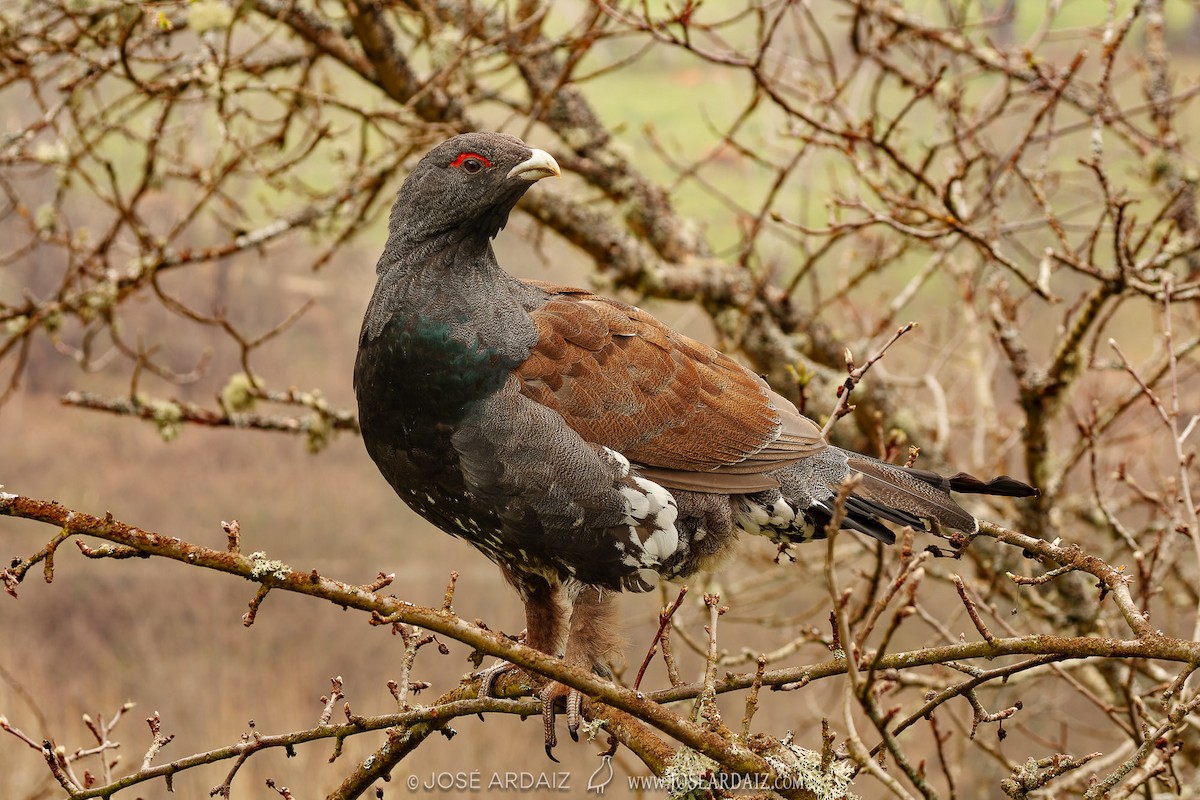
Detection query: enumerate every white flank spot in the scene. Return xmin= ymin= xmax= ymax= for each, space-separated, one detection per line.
xmin=621 ymin=485 xmax=651 ymax=519
xmin=769 ymin=498 xmax=796 ymax=526
xmin=633 ymin=477 xmax=673 ymax=514
xmin=657 ymin=498 xmax=679 ymax=531
xmin=641 ymin=526 xmax=679 ymax=562
xmin=733 ymin=504 xmax=763 ymax=535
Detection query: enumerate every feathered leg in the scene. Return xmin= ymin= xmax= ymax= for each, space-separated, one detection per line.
xmin=476 ymin=572 xmax=568 ymax=712
xmin=545 ymin=585 xmax=622 ymax=747
xmin=477 ymin=576 xmax=621 ymax=759
xmin=480 ymin=570 xmax=619 ymax=759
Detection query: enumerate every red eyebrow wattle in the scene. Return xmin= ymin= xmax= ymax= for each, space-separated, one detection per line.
xmin=450 ymin=152 xmax=491 ymax=168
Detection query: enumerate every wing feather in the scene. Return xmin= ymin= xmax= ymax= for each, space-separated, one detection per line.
xmin=517 ymin=282 xmax=825 ymax=491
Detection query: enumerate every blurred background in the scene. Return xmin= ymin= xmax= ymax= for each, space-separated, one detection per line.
xmin=5 ymin=1 xmax=1200 ymax=797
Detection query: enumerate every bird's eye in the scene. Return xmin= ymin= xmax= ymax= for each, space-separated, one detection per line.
xmin=450 ymin=152 xmax=491 ymax=174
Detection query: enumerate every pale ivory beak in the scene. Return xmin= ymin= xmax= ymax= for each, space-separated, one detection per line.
xmin=508 ymin=149 xmax=561 ymax=182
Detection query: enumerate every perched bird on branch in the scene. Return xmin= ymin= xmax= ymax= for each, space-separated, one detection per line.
xmin=354 ymin=131 xmax=1037 ymax=756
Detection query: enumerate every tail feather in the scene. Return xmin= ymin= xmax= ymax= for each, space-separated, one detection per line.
xmin=845 ymin=455 xmax=977 ymax=532
xmin=946 ymin=472 xmax=1040 ymax=498
xmin=840 ymin=454 xmax=1037 ymax=536
xmin=840 ymin=511 xmax=898 ymax=544
xmin=806 ymin=498 xmax=897 ymax=545
xmin=845 ymin=494 xmax=926 ymax=532
xmin=744 ymin=450 xmax=1036 ymax=547
xmin=901 ymin=466 xmax=1038 ymax=498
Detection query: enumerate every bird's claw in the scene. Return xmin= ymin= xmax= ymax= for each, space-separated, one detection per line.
xmin=475 ymin=660 xmax=521 ymax=699
xmin=477 ymin=665 xmax=584 ymax=760
xmin=538 ymin=680 xmax=583 ymax=760
xmin=567 ymin=687 xmax=582 ymax=741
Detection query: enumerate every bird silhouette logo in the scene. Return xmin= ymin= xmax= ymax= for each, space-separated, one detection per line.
xmin=587 ymin=755 xmax=614 ymax=794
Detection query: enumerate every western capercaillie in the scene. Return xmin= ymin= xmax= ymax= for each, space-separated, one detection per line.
xmin=353 ymin=131 xmax=1037 ymax=756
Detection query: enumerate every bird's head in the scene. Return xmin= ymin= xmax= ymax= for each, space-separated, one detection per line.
xmin=386 ymin=132 xmax=560 ymax=251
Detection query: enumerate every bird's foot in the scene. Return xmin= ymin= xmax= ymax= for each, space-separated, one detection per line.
xmin=474 ymin=659 xmax=522 ymax=698
xmin=538 ymin=680 xmax=584 ymax=762
xmin=473 ymin=629 xmax=531 ymax=697
xmin=474 ymin=664 xmax=581 ymax=761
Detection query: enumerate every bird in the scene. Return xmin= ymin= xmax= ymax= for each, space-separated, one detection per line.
xmin=353 ymin=131 xmax=1037 ymax=757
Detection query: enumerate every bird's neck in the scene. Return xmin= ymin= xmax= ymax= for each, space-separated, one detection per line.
xmin=360 ymin=229 xmax=540 ymax=362
xmin=372 ymin=231 xmax=509 ymax=310
xmin=354 ymin=231 xmax=539 ymax=440
xmin=378 ymin=224 xmax=496 ymax=277
xmin=380 ymin=196 xmax=516 ymax=273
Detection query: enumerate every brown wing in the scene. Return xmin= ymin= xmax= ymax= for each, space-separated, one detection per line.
xmin=517 ymin=281 xmax=826 ymax=492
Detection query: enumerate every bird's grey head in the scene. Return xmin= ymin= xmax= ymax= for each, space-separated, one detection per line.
xmin=385 ymin=132 xmax=560 ymax=253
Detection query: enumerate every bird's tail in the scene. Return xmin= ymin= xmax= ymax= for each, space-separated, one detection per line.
xmin=772 ymin=449 xmax=1038 ymax=545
